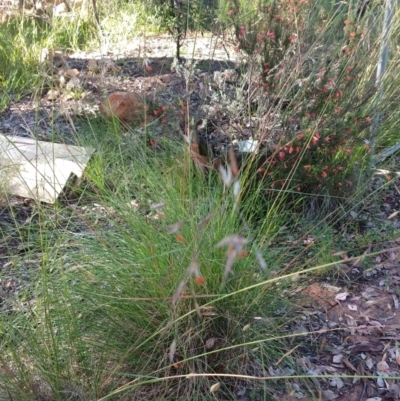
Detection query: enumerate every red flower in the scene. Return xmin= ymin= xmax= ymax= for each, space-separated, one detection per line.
xmin=267 ymin=31 xmax=276 ymax=40
xmin=335 ymin=90 xmax=343 ymax=98
xmin=312 ymin=132 xmax=320 ymax=144
xmin=321 ymin=171 xmax=328 ymax=178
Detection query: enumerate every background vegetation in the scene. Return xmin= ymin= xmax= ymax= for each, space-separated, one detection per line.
xmin=0 ymin=0 xmax=400 ymax=399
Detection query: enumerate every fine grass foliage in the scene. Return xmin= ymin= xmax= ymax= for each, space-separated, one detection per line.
xmin=0 ymin=124 xmax=295 ymax=400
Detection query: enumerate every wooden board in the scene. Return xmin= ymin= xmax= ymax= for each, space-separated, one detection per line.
xmin=0 ymin=135 xmax=95 ymax=203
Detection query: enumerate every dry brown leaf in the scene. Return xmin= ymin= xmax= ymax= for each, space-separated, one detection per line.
xmin=64 ymin=68 xmax=79 ymax=79
xmin=189 ymin=143 xmax=210 ymax=172
xmin=88 ymin=59 xmax=99 ymax=72
xmin=342 ymin=356 xmax=357 ymax=372
xmin=99 ymin=92 xmax=147 ymax=123
xmin=348 ymin=341 xmax=384 ymax=353
xmin=376 ymin=360 xmax=389 ymax=374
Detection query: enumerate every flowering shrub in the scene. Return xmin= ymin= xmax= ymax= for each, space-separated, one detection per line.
xmin=221 ymin=0 xmax=377 ymax=199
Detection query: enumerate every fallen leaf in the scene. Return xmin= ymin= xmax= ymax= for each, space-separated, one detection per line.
xmin=342 ymin=356 xmax=357 ymax=372
xmin=335 ymin=292 xmax=349 ymax=301
xmin=332 ymin=354 xmax=344 ymax=364
xmin=348 ymin=304 xmax=358 ymax=311
xmin=322 ymin=389 xmax=339 ymax=400
xmin=377 ymin=360 xmax=389 ymax=374
xmin=368 ymin=321 xmax=383 ymax=327
xmin=348 ymin=341 xmax=384 ymax=353
xmin=47 ymin=89 xmax=60 ymax=100
xmin=64 ymin=68 xmax=79 ymax=78
xmin=377 ymin=377 xmax=386 ymax=387
xmin=88 ymin=59 xmax=99 ymax=72
xmin=366 ymin=358 xmax=374 ymax=369
xmin=99 ymin=91 xmax=147 ymax=123
xmin=330 ymin=377 xmax=344 ymax=389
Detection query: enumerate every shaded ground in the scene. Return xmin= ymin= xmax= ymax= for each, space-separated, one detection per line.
xmin=1 ymin=34 xmax=400 ymax=401
xmin=0 ymin=35 xmax=241 ymax=145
